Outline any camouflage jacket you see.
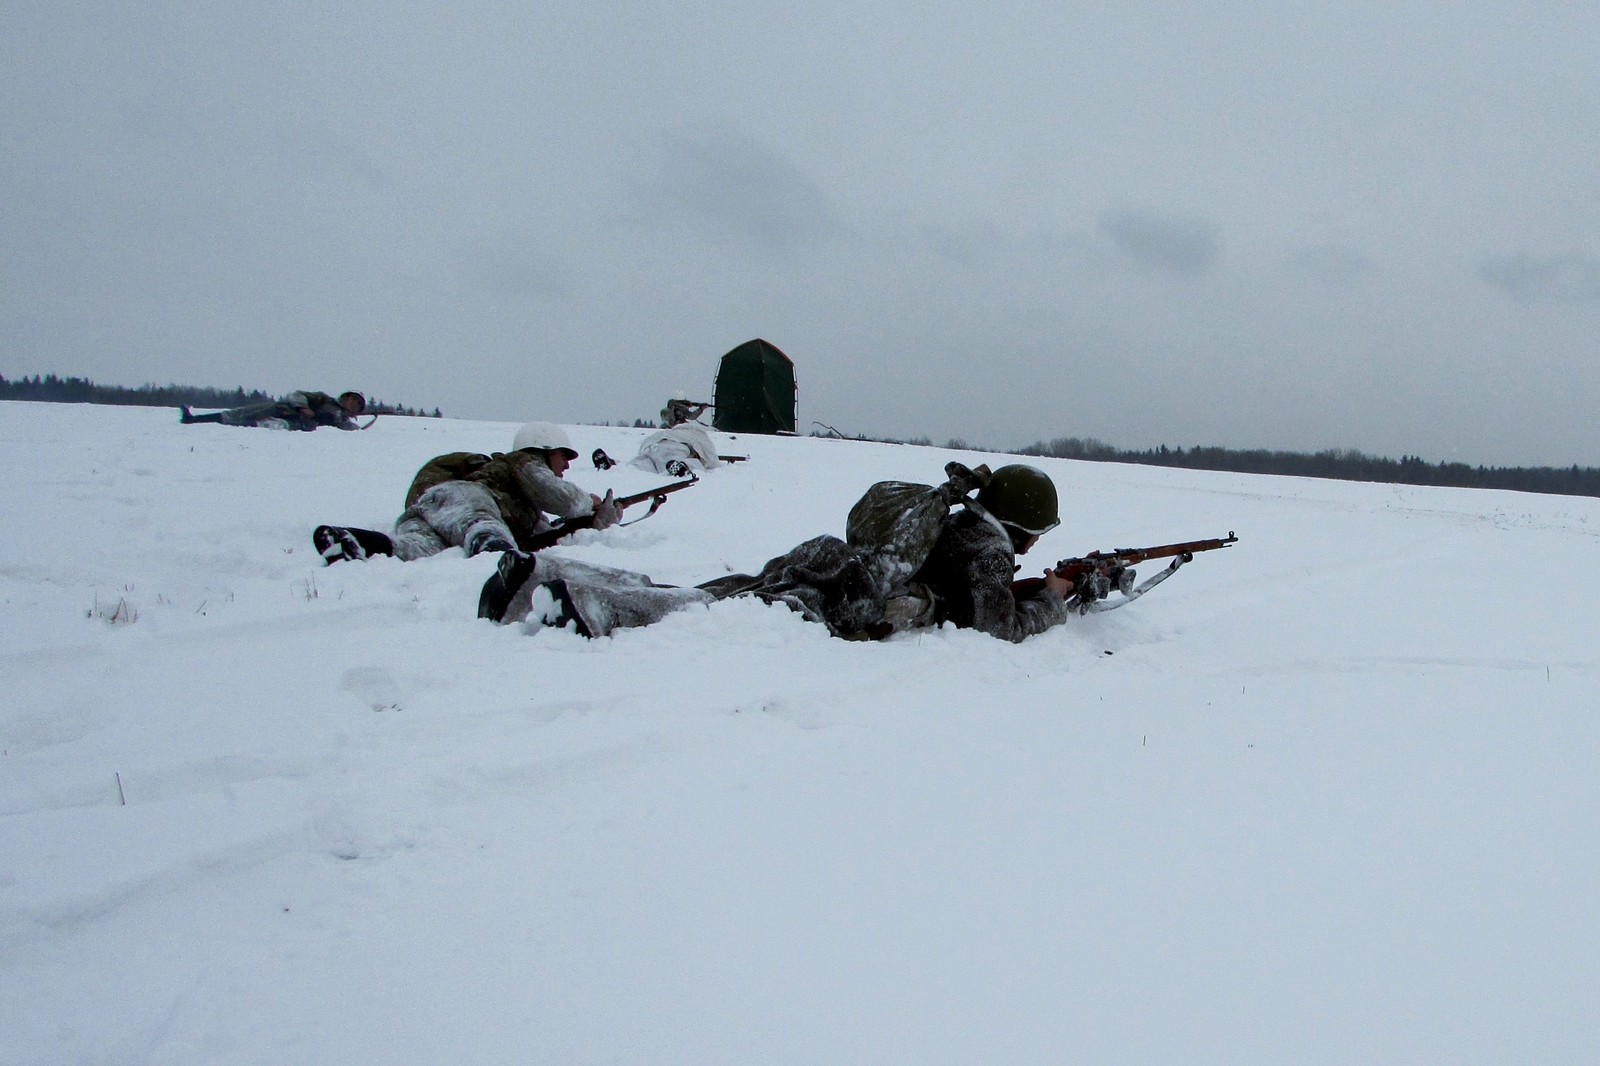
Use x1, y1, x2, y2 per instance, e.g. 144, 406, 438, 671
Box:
282, 391, 359, 430
912, 507, 1072, 643
696, 534, 884, 637
405, 450, 592, 548
695, 505, 1070, 643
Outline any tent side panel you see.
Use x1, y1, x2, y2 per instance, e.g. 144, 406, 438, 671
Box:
713, 339, 796, 434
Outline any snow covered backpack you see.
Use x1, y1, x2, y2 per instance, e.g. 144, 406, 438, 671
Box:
844, 461, 991, 594
404, 451, 495, 507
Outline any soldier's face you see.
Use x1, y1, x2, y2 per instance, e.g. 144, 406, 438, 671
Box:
549, 452, 571, 477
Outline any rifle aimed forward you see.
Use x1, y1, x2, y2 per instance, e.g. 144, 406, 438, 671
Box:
521, 473, 699, 552
314, 474, 699, 565
1014, 531, 1238, 614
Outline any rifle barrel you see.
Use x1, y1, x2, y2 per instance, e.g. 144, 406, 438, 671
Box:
520, 477, 698, 552
616, 475, 698, 508
1016, 532, 1237, 602
1105, 532, 1236, 563
1062, 532, 1237, 571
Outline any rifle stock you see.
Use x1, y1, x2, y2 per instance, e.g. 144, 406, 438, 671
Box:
1013, 531, 1238, 601
520, 475, 698, 552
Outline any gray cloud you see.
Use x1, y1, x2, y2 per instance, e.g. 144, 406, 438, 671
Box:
1288, 245, 1377, 286
912, 221, 1006, 270
1098, 210, 1220, 275
271, 122, 396, 195
9, 5, 1600, 467
1478, 253, 1600, 304
630, 126, 842, 252
458, 240, 570, 300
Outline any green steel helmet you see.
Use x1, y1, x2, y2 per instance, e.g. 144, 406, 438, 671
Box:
976, 464, 1060, 535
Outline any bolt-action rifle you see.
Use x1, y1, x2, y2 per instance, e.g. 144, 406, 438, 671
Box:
521, 473, 699, 551
662, 398, 715, 427
1013, 531, 1238, 614
315, 475, 698, 565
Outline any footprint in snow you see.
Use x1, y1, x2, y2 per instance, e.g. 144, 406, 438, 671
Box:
339, 666, 404, 712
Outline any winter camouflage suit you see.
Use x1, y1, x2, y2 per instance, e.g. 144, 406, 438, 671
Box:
910, 506, 1073, 642
193, 391, 362, 431
393, 450, 601, 561
494, 494, 1073, 644
630, 425, 722, 475
691, 502, 1072, 642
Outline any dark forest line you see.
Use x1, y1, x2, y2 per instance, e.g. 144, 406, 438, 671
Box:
1014, 436, 1600, 499
7, 373, 1593, 498
0, 374, 440, 417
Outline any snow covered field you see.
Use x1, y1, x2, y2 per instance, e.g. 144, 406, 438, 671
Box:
3, 399, 1597, 1065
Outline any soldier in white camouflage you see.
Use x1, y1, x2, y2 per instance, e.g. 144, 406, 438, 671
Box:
391, 422, 619, 560
314, 422, 621, 565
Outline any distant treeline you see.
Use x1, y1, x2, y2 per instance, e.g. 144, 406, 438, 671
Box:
1016, 436, 1600, 499
0, 374, 441, 418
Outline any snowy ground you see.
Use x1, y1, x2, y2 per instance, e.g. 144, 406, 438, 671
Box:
2, 399, 1597, 1065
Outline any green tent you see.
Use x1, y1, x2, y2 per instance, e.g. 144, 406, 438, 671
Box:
712, 339, 797, 434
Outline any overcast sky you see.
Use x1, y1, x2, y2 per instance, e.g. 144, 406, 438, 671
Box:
5, 2, 1598, 466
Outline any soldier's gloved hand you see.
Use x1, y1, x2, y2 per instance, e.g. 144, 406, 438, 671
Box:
592, 490, 622, 529
1110, 566, 1137, 596
1076, 571, 1113, 602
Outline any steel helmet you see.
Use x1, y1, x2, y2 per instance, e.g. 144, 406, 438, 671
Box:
511, 421, 579, 460
976, 464, 1060, 535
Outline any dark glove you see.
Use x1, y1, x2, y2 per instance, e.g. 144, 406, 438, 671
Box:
1075, 571, 1113, 602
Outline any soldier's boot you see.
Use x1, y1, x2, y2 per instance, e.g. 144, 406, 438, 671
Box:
478, 551, 536, 623
463, 520, 518, 557
528, 580, 593, 638
313, 525, 394, 565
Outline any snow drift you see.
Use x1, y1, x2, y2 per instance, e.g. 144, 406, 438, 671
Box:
2, 400, 1597, 1065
